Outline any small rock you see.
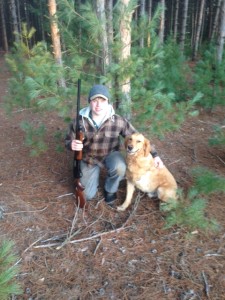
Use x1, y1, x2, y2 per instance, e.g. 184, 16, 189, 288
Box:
150, 248, 157, 253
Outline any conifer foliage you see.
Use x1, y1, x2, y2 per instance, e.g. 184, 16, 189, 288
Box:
0, 241, 22, 299
164, 167, 225, 231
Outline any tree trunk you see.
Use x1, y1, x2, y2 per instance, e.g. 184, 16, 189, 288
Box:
39, 0, 46, 41
96, 0, 109, 75
16, 0, 21, 34
217, 0, 225, 63
106, 0, 113, 65
48, 0, 66, 87
173, 0, 179, 41
159, 0, 165, 44
192, 0, 205, 60
180, 0, 189, 54
191, 1, 197, 49
139, 0, 146, 48
9, 0, 20, 43
147, 0, 152, 46
211, 0, 222, 40
0, 0, 9, 51
119, 0, 134, 120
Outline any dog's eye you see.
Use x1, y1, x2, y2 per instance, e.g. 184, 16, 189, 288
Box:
137, 140, 141, 143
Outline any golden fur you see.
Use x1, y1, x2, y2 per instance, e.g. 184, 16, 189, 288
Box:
117, 133, 178, 211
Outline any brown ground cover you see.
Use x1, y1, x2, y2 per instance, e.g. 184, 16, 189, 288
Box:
0, 54, 225, 300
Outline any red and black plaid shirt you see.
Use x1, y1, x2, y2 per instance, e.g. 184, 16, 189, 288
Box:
65, 114, 137, 165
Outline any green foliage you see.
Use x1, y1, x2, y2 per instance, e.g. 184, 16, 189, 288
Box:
125, 22, 200, 137
192, 44, 225, 110
5, 4, 224, 155
57, 0, 101, 75
105, 8, 201, 137
209, 123, 225, 146
0, 241, 22, 299
20, 121, 48, 156
164, 195, 219, 232
164, 166, 225, 232
133, 88, 201, 138
4, 23, 83, 155
154, 38, 192, 101
190, 167, 225, 195
5, 24, 80, 117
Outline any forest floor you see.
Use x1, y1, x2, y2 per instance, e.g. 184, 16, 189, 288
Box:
0, 54, 225, 300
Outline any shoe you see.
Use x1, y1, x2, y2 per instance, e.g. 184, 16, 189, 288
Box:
104, 190, 117, 205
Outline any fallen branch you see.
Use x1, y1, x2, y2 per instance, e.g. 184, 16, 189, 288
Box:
33, 225, 131, 249
56, 206, 105, 250
204, 253, 223, 257
202, 271, 210, 298
12, 235, 47, 267
33, 242, 61, 248
69, 225, 132, 245
168, 159, 181, 166
56, 193, 74, 199
93, 236, 102, 256
122, 192, 143, 227
208, 150, 225, 166
4, 206, 48, 215
34, 193, 141, 250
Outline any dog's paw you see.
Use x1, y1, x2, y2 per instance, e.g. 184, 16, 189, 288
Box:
117, 205, 126, 211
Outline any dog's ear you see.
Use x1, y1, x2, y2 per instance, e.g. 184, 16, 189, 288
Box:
144, 138, 151, 157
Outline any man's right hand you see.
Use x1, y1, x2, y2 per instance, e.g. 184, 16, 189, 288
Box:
71, 139, 83, 151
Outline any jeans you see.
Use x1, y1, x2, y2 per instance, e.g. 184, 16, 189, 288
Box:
79, 151, 126, 200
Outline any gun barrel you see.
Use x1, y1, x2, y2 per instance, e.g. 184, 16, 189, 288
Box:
73, 79, 87, 210
75, 79, 83, 161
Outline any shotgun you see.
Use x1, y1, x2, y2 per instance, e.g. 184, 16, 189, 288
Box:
73, 79, 87, 209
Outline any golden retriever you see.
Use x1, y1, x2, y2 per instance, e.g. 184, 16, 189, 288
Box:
117, 133, 178, 211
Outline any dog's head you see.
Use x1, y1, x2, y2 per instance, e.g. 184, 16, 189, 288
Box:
125, 133, 151, 157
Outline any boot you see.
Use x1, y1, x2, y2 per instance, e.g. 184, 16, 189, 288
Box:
104, 190, 117, 205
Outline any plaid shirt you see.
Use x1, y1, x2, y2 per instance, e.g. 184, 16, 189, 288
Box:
65, 112, 137, 166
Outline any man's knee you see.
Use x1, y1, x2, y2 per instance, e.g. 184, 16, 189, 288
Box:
105, 152, 126, 173
115, 161, 126, 177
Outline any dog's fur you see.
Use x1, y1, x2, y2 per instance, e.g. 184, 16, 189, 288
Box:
117, 133, 178, 211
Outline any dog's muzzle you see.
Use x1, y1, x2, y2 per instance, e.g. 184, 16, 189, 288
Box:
127, 145, 140, 155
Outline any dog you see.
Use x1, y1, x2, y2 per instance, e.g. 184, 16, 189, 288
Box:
117, 133, 178, 211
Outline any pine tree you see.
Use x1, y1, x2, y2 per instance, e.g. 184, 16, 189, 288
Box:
192, 43, 225, 110
163, 167, 225, 232
0, 241, 22, 299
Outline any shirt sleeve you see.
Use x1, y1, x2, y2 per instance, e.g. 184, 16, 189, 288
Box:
120, 117, 137, 137
65, 121, 76, 151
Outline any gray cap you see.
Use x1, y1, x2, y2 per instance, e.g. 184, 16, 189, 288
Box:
88, 84, 110, 102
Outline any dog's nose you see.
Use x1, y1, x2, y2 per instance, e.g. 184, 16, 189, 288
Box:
127, 145, 133, 151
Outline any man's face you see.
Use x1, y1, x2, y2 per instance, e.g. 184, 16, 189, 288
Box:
90, 97, 109, 117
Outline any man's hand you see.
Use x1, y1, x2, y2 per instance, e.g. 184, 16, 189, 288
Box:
154, 156, 164, 168
71, 139, 83, 151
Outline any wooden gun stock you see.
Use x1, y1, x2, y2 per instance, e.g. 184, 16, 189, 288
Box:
74, 179, 87, 209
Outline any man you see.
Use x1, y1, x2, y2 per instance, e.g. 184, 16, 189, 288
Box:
65, 84, 163, 205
